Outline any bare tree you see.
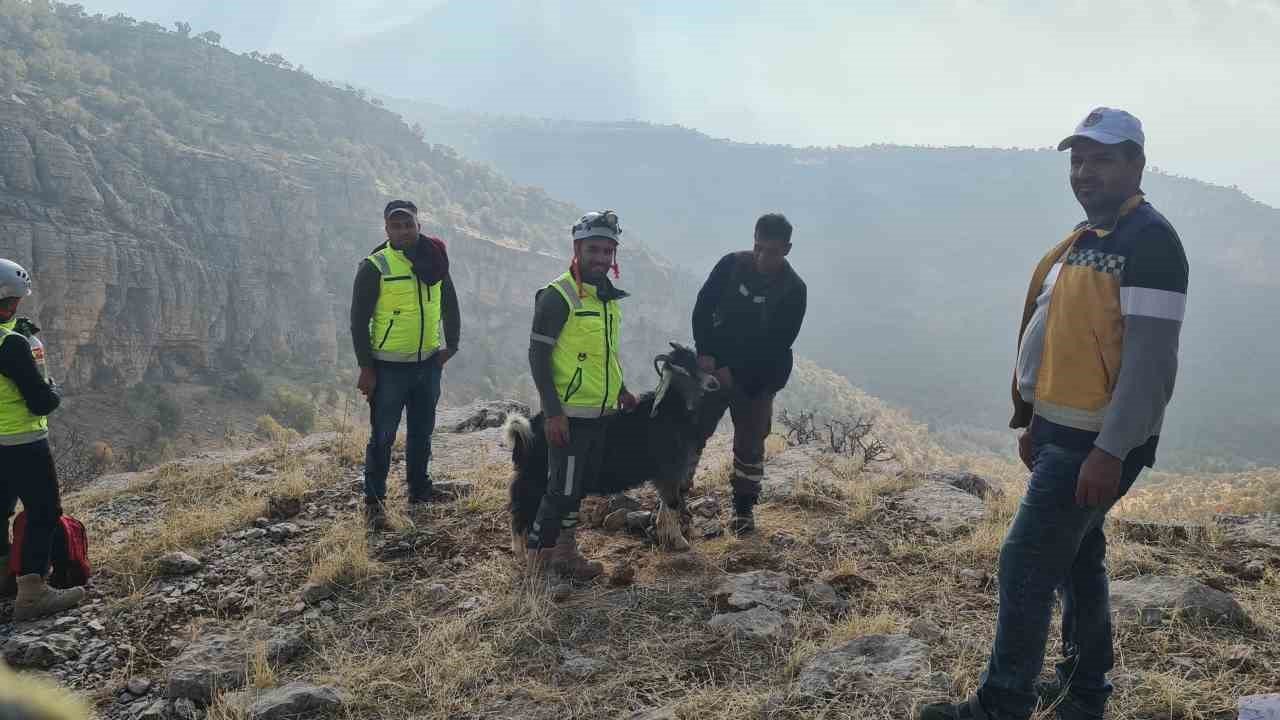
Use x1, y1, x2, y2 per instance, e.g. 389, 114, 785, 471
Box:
777, 408, 896, 464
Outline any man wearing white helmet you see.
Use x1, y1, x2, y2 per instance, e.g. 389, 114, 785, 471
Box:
523, 210, 637, 582
0, 258, 86, 620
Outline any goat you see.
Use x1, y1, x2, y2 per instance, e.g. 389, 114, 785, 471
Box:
505, 343, 720, 553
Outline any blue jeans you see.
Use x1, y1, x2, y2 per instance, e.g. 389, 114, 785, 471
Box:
977, 442, 1144, 720
363, 360, 442, 502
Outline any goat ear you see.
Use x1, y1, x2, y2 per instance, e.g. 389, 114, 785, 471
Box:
650, 369, 673, 418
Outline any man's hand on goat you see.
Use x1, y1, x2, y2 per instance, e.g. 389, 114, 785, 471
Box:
545, 415, 570, 448
696, 354, 717, 374
618, 390, 638, 412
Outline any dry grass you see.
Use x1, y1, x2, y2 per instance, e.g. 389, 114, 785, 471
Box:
306, 520, 381, 589
57, 407, 1280, 720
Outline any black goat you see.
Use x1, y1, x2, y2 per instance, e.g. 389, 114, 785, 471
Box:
505, 343, 720, 553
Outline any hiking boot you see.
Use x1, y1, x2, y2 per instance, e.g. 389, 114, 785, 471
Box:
918, 697, 994, 720
13, 574, 86, 621
363, 499, 387, 531
549, 529, 604, 580
730, 494, 757, 536
1034, 681, 1105, 720
0, 556, 15, 599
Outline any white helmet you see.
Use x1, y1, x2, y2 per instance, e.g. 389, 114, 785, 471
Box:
0, 259, 33, 300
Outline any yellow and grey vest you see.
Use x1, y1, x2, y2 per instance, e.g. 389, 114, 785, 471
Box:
545, 272, 624, 418
0, 319, 49, 445
367, 244, 443, 363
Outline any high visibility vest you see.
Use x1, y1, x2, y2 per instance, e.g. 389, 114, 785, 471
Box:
367, 244, 443, 363
0, 319, 49, 446
545, 272, 624, 418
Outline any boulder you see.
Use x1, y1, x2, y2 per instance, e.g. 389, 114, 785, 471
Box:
759, 448, 842, 502
707, 606, 792, 641
924, 471, 1003, 499
156, 551, 203, 576
898, 482, 986, 535
2, 632, 78, 668
447, 400, 530, 433
1112, 519, 1209, 544
711, 571, 801, 614
1240, 694, 1280, 720
559, 651, 609, 680
165, 623, 307, 703
266, 495, 302, 520
1218, 514, 1280, 551
1109, 575, 1249, 627
247, 683, 346, 720
797, 634, 930, 697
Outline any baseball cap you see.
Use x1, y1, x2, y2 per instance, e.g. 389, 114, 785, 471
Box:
1058, 107, 1145, 151
572, 210, 622, 243
383, 199, 418, 220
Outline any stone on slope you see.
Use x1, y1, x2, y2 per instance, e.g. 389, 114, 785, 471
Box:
1239, 694, 1280, 720
1218, 514, 1280, 551
559, 650, 609, 680
1109, 575, 1249, 627
1112, 519, 1209, 544
707, 606, 792, 641
711, 571, 801, 614
2, 632, 78, 668
627, 707, 678, 720
924, 470, 1003, 500
897, 482, 986, 535
759, 448, 842, 502
797, 634, 930, 697
157, 551, 203, 576
447, 400, 531, 433
165, 623, 307, 703
247, 683, 346, 720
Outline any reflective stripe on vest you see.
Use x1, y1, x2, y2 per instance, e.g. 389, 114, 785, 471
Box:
367, 244, 443, 363
546, 271, 623, 418
0, 323, 49, 445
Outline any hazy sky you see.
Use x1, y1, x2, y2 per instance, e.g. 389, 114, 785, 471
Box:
81, 0, 1280, 207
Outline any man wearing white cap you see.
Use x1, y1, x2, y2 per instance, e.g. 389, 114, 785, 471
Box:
523, 210, 636, 582
922, 109, 1189, 720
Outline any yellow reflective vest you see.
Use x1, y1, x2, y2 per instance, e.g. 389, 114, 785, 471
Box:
545, 272, 624, 418
367, 244, 443, 363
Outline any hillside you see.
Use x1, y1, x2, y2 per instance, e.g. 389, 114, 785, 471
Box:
2, 401, 1276, 719
393, 104, 1280, 471
0, 1, 692, 441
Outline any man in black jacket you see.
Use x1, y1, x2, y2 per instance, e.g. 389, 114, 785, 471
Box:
690, 213, 807, 534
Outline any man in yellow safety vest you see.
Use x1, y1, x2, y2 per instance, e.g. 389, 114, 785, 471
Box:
350, 200, 461, 529
525, 210, 637, 580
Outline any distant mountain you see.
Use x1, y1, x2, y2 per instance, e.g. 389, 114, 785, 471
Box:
393, 102, 1280, 470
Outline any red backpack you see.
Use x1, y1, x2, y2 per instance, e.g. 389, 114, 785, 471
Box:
6, 512, 91, 589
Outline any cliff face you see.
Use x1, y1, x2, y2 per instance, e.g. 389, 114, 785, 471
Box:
0, 109, 338, 388
0, 22, 690, 400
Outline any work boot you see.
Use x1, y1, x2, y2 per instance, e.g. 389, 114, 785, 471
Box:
549, 529, 604, 580
363, 498, 387, 531
729, 494, 757, 536
13, 574, 86, 622
918, 697, 994, 720
0, 555, 15, 598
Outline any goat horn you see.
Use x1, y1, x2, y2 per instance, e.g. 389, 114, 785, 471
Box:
650, 368, 673, 418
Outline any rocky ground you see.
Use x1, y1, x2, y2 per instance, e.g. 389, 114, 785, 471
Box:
2, 402, 1278, 720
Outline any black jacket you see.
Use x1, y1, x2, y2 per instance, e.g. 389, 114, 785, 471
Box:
0, 318, 61, 418
692, 252, 807, 397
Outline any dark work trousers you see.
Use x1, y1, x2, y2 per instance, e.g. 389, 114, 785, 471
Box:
0, 439, 61, 576
527, 417, 608, 550
688, 386, 775, 499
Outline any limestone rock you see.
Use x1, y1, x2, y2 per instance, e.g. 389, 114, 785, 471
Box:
2, 632, 79, 668
156, 551, 203, 576
165, 623, 306, 703
1239, 694, 1280, 720
1110, 575, 1249, 627
707, 606, 792, 641
797, 634, 929, 697
1112, 519, 1209, 544
759, 448, 843, 502
247, 683, 345, 720
711, 571, 801, 615
1218, 514, 1280, 551
924, 470, 1003, 499
898, 482, 986, 535
559, 651, 608, 680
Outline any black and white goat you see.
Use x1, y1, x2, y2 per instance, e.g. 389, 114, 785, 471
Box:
505, 343, 720, 553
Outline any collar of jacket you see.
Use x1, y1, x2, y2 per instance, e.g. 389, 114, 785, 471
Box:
1075, 193, 1146, 238
577, 272, 629, 302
